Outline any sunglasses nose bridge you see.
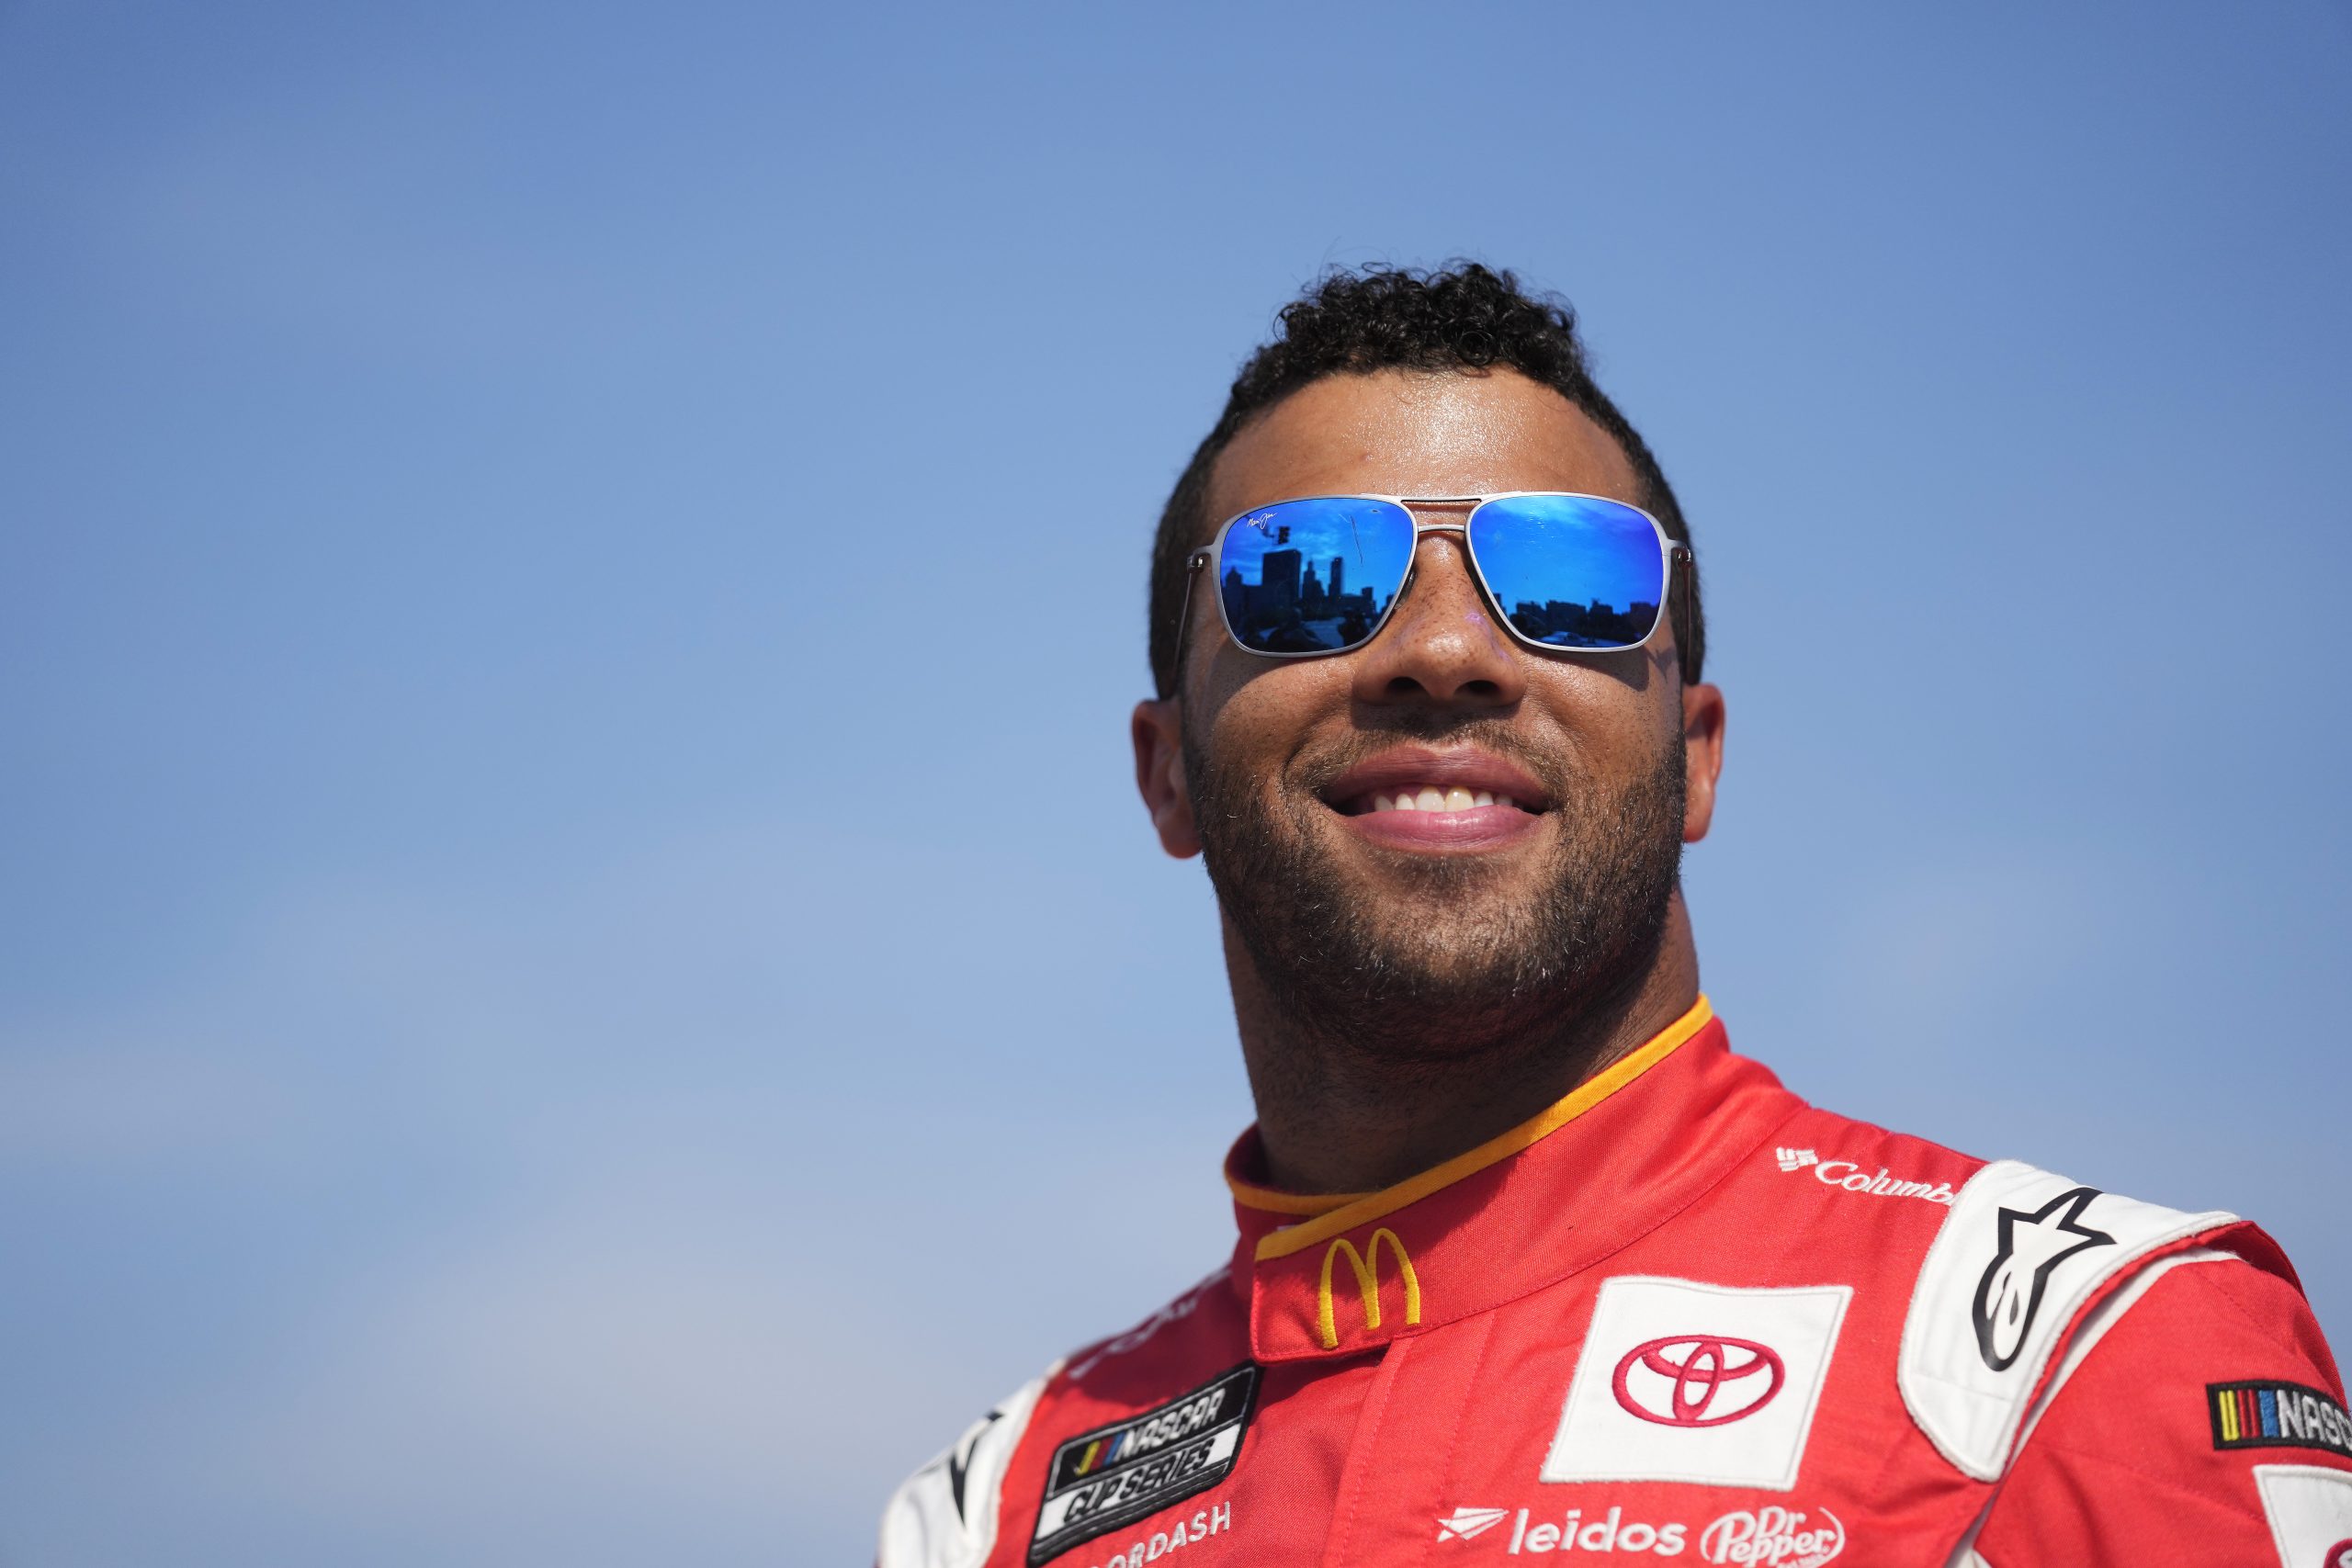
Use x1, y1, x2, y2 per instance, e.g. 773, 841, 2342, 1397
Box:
1395, 521, 1491, 615
1374, 517, 1508, 628
1344, 525, 1527, 705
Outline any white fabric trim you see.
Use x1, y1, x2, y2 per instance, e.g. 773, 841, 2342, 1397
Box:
878, 1364, 1056, 1568
2255, 1463, 2352, 1566
1899, 1159, 2234, 1482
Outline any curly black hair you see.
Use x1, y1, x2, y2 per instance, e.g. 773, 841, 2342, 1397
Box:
1148, 264, 1702, 699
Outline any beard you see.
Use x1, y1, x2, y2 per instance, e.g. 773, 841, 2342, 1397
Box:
1183, 721, 1687, 1069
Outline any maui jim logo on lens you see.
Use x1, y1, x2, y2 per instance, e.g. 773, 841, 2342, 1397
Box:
1611, 1336, 1785, 1427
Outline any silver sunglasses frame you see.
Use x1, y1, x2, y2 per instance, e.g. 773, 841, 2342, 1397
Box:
1177, 491, 1692, 675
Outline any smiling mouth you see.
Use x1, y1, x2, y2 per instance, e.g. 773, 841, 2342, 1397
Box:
1339, 785, 1533, 816
1315, 748, 1554, 840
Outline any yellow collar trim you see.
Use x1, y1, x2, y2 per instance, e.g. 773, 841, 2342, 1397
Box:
1226, 1173, 1372, 1218
1249, 995, 1714, 1262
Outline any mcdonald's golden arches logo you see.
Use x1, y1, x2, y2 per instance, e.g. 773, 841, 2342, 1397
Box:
1317, 1227, 1421, 1348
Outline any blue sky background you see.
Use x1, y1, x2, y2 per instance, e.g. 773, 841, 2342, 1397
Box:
4, 3, 2348, 1562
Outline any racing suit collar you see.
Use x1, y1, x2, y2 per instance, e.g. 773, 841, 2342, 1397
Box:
1221, 998, 1804, 1361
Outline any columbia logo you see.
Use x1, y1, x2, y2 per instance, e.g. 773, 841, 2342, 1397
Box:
1776, 1147, 1819, 1172
1436, 1506, 1510, 1541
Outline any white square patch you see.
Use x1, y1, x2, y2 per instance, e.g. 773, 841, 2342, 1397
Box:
2255, 1464, 2352, 1568
1541, 1276, 1851, 1491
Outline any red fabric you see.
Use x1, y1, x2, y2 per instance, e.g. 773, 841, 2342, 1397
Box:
951, 1017, 2341, 1567
1976, 1258, 2348, 1565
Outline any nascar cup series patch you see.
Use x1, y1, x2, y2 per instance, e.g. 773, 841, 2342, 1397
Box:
1028, 1364, 1257, 1565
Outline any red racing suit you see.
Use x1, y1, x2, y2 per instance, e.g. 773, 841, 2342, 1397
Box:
880, 1000, 2352, 1567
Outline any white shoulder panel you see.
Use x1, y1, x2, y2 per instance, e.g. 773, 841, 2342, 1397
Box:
877, 1365, 1055, 1568
2255, 1464, 2352, 1565
1899, 1159, 2234, 1482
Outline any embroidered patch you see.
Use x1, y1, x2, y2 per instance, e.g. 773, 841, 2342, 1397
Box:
1542, 1277, 1851, 1491
1028, 1364, 1257, 1565
2211, 1381, 2352, 1460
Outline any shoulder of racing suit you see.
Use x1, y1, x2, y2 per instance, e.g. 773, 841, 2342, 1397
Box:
1746, 1109, 2308, 1483
1897, 1155, 2283, 1482
876, 1362, 1056, 1568
876, 1265, 1235, 1568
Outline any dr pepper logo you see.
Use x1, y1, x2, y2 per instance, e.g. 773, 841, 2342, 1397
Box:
1611, 1336, 1785, 1427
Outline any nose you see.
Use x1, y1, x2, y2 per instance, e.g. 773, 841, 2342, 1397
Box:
1348, 530, 1527, 709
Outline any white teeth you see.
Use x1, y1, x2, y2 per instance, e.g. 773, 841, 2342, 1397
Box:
1365, 785, 1523, 814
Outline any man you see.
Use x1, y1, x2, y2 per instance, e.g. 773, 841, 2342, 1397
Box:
877, 266, 2349, 1566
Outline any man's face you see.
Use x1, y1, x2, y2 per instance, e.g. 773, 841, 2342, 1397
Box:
1133, 368, 1725, 1055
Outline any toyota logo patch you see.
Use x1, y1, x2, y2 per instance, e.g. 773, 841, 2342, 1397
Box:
1611, 1335, 1786, 1427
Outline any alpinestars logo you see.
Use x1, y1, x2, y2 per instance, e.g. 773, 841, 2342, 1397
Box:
1775, 1148, 1817, 1172
1972, 1185, 2115, 1371
945, 1407, 1003, 1524
1437, 1507, 1511, 1541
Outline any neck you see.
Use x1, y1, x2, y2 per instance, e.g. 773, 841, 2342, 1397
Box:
1226, 894, 1703, 1195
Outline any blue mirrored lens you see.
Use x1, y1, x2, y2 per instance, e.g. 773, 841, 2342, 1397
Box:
1468, 495, 1669, 650
1216, 498, 1414, 653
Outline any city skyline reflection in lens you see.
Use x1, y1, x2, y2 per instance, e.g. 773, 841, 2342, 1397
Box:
1216, 497, 1412, 653
1469, 494, 1668, 650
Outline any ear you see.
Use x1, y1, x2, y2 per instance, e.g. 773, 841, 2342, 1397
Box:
1679, 681, 1726, 844
1131, 698, 1202, 859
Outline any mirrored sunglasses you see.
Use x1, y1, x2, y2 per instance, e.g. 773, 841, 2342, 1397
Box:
1182, 492, 1689, 660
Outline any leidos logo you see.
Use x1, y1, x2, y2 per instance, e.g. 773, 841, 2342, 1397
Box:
1317, 1227, 1420, 1348
1438, 1506, 1687, 1555
1436, 1507, 1510, 1541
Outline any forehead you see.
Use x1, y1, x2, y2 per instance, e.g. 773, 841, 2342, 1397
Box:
1203, 368, 1642, 527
